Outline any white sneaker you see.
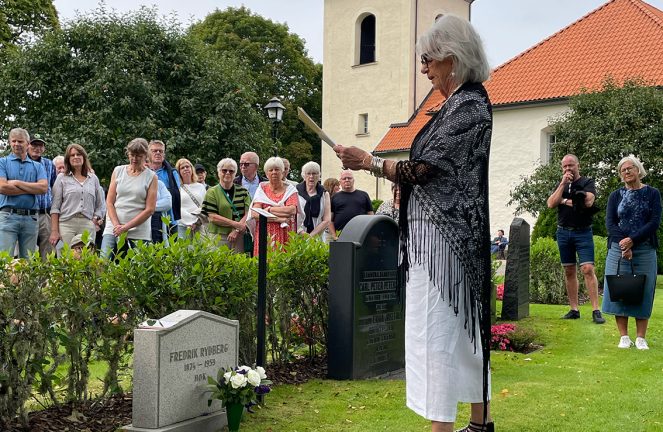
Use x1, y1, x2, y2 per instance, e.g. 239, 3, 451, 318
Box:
635, 337, 649, 350
618, 336, 633, 349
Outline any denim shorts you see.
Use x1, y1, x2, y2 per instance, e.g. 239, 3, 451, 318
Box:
556, 227, 594, 266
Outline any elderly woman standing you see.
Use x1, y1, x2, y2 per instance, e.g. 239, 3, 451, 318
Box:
297, 161, 331, 241
201, 158, 251, 252
175, 158, 207, 239
49, 144, 105, 248
250, 157, 299, 255
101, 138, 158, 258
336, 15, 493, 432
602, 155, 661, 350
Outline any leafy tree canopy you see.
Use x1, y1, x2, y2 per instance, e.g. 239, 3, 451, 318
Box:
0, 6, 270, 181
190, 6, 323, 176
510, 78, 663, 221
0, 0, 59, 52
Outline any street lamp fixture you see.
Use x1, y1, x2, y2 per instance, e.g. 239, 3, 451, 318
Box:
263, 97, 285, 156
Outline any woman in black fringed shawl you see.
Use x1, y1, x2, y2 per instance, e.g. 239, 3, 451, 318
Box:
335, 15, 493, 432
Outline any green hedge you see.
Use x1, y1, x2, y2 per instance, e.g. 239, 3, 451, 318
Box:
530, 236, 607, 304
0, 233, 329, 427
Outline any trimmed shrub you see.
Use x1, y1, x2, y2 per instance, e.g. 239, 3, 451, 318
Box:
530, 235, 607, 304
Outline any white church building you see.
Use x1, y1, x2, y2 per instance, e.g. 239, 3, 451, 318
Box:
321, 0, 663, 233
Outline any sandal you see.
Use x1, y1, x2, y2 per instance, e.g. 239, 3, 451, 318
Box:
455, 421, 495, 432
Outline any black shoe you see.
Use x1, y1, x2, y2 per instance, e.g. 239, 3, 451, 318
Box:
592, 309, 606, 324
455, 421, 495, 432
562, 309, 580, 319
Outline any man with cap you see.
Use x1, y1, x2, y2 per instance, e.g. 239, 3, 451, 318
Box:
70, 232, 95, 259
0, 128, 48, 258
195, 163, 209, 190
27, 133, 58, 259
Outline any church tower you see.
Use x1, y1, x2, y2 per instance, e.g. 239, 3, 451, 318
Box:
321, 0, 473, 199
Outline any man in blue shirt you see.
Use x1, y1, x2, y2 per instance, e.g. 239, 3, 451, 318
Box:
0, 128, 48, 258
28, 134, 57, 259
234, 151, 266, 199
148, 140, 181, 242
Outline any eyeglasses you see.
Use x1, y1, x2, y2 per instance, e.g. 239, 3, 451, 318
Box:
420, 54, 433, 66
304, 172, 320, 177
150, 149, 164, 154
220, 169, 235, 174
620, 166, 636, 173
239, 162, 255, 167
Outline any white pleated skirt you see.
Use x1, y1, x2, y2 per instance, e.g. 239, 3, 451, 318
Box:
404, 198, 490, 422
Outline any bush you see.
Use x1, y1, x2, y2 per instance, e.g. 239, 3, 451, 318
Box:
531, 208, 558, 242
0, 232, 330, 423
371, 199, 383, 213
490, 323, 539, 353
530, 235, 607, 304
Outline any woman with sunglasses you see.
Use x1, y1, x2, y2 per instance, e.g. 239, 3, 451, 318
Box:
201, 158, 251, 252
335, 15, 493, 432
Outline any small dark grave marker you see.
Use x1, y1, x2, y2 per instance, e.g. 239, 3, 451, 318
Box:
501, 218, 530, 320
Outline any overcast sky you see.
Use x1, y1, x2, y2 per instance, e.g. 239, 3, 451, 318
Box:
54, 0, 663, 67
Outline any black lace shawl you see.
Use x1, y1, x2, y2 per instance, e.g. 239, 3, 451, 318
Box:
395, 81, 493, 410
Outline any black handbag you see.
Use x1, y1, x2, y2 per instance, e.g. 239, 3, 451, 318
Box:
606, 257, 646, 305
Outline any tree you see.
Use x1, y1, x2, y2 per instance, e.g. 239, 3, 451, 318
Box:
0, 7, 269, 180
190, 7, 323, 176
510, 78, 663, 218
0, 0, 59, 53
509, 79, 663, 269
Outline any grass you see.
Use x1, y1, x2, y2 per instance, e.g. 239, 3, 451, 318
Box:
237, 284, 663, 432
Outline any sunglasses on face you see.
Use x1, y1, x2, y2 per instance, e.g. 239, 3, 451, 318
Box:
239, 162, 255, 167
420, 54, 433, 65
220, 169, 235, 174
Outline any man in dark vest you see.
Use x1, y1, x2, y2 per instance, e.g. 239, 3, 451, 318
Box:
148, 140, 181, 242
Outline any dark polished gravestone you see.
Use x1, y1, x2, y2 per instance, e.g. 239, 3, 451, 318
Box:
501, 218, 530, 320
327, 215, 404, 380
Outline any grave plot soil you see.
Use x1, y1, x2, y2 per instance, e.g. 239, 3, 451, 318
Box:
3, 355, 327, 432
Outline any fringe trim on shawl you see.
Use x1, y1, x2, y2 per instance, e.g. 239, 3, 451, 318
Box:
399, 191, 491, 420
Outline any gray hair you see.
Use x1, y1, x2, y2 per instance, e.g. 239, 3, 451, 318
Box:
9, 127, 30, 142
53, 155, 64, 165
217, 158, 238, 174
617, 155, 646, 180
301, 161, 321, 175
416, 14, 490, 85
126, 138, 149, 156
264, 156, 284, 172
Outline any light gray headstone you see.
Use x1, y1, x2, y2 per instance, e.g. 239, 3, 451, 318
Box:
123, 310, 239, 432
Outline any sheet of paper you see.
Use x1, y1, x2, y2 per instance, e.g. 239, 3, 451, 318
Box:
252, 207, 277, 218
297, 107, 336, 148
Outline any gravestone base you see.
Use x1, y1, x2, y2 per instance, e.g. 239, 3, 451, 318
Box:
122, 411, 226, 432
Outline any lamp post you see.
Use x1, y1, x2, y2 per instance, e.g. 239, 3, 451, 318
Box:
263, 96, 285, 156
256, 97, 285, 371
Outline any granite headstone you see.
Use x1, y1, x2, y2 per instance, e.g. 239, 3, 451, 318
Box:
328, 215, 404, 380
501, 218, 530, 320
122, 310, 239, 432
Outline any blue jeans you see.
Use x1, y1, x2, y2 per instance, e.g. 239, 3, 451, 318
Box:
556, 227, 594, 266
0, 211, 39, 258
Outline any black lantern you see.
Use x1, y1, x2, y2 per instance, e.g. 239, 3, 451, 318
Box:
263, 97, 285, 156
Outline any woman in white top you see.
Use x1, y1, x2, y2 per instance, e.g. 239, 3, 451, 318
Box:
296, 161, 331, 242
101, 138, 157, 259
175, 158, 207, 238
49, 143, 106, 249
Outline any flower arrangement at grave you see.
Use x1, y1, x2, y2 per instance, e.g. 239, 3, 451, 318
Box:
490, 323, 540, 353
208, 365, 272, 408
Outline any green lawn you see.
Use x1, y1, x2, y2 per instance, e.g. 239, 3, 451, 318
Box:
237, 288, 663, 431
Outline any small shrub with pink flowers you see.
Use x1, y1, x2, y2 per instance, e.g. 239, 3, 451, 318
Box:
491, 323, 539, 353
496, 284, 504, 301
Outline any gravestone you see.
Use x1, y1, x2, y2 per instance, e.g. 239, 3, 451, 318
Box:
328, 215, 404, 380
501, 218, 530, 320
122, 310, 239, 432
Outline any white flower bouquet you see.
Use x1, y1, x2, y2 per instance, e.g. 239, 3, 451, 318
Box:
207, 365, 272, 408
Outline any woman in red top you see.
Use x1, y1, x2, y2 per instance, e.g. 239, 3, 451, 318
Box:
250, 157, 300, 255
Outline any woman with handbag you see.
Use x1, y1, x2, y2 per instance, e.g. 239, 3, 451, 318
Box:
602, 155, 661, 350
176, 158, 207, 239
201, 158, 251, 252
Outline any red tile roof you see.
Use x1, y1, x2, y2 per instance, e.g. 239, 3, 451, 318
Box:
375, 0, 663, 153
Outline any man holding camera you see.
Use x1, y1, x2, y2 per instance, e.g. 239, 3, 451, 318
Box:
547, 154, 605, 324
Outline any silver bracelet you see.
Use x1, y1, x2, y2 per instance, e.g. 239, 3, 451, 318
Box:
369, 156, 385, 177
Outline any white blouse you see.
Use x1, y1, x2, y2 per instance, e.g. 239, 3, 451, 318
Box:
179, 182, 207, 226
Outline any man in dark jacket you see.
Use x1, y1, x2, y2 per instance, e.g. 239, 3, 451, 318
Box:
148, 140, 181, 242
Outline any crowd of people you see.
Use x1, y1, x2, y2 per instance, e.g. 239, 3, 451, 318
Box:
0, 127, 392, 260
